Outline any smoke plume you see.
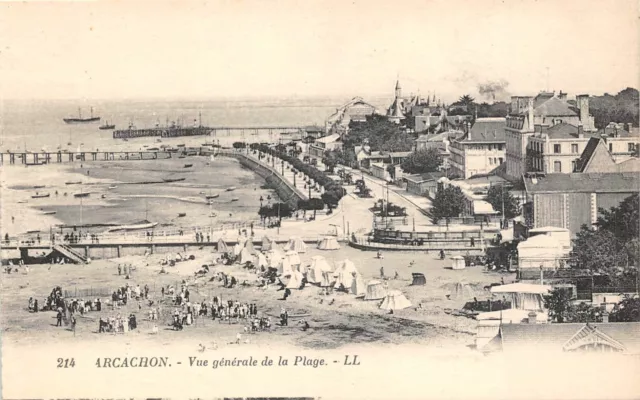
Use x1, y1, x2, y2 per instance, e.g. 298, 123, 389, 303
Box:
477, 80, 510, 102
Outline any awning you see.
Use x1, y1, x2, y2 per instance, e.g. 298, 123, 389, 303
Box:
491, 283, 551, 294
473, 200, 498, 215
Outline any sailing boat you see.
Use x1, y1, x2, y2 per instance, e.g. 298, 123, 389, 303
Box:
64, 107, 100, 124
99, 120, 116, 130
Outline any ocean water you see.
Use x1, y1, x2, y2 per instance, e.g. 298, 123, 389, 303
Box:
0, 96, 388, 233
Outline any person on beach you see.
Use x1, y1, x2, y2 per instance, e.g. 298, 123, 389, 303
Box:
380, 266, 385, 279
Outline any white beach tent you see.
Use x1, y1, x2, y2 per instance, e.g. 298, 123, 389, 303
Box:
261, 236, 274, 251
217, 238, 229, 253
233, 243, 243, 257
256, 252, 268, 268
379, 290, 412, 311
490, 283, 551, 312
306, 256, 333, 284
278, 257, 294, 277
244, 239, 257, 255
286, 270, 304, 289
364, 280, 386, 301
451, 256, 466, 270
284, 237, 307, 253
238, 247, 255, 265
317, 236, 341, 250
320, 271, 334, 287
350, 275, 367, 297
285, 250, 302, 267
334, 259, 358, 290
443, 282, 478, 301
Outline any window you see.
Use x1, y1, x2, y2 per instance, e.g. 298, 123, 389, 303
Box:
498, 144, 503, 151
554, 161, 562, 173
499, 158, 504, 164
571, 144, 578, 154
572, 160, 577, 172
489, 158, 494, 165
554, 144, 561, 153
628, 143, 636, 152
609, 143, 613, 152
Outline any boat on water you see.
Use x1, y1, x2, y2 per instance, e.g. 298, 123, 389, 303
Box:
42, 211, 57, 215
17, 200, 28, 204
31, 193, 50, 199
64, 107, 100, 124
231, 197, 239, 202
178, 155, 186, 159
108, 185, 118, 189
177, 213, 186, 217
162, 177, 186, 183
99, 121, 115, 130
184, 164, 193, 168
148, 147, 159, 151
106, 220, 158, 232
101, 194, 107, 199
226, 186, 237, 191
177, 144, 186, 148
65, 181, 82, 185
74, 192, 90, 198
205, 193, 219, 199
33, 185, 45, 189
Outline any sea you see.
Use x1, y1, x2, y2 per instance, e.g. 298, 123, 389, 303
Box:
0, 96, 389, 234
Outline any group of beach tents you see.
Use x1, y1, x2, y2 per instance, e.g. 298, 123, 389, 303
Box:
213, 235, 411, 311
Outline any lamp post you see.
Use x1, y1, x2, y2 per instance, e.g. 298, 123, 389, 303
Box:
281, 160, 284, 175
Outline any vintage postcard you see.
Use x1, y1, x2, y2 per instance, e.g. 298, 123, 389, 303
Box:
1, 0, 639, 399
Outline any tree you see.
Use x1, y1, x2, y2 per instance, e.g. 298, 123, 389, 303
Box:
401, 148, 442, 174
596, 193, 639, 241
543, 288, 601, 323
431, 186, 466, 223
457, 94, 475, 109
485, 185, 521, 219
610, 295, 640, 322
571, 227, 628, 277
232, 142, 246, 149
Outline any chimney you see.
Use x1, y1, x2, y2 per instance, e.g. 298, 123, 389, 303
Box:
527, 97, 535, 131
527, 311, 537, 324
558, 91, 567, 101
576, 95, 590, 128
578, 124, 584, 138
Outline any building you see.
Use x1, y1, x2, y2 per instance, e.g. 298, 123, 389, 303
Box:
598, 124, 640, 163
449, 118, 506, 179
527, 123, 596, 173
575, 137, 640, 173
483, 322, 640, 354
415, 131, 455, 169
404, 171, 445, 198
325, 97, 379, 135
505, 92, 597, 180
523, 172, 640, 237
308, 134, 342, 160
370, 162, 390, 181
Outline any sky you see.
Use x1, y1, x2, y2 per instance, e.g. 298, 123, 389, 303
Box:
1, 0, 638, 102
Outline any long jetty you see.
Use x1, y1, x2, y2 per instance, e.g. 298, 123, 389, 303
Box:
0, 150, 180, 166
113, 126, 303, 139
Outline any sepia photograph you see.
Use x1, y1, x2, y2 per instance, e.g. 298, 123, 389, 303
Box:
1, 0, 639, 399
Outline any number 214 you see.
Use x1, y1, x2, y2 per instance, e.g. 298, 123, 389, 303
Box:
57, 358, 75, 368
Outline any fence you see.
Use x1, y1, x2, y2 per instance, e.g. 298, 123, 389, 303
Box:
350, 235, 492, 250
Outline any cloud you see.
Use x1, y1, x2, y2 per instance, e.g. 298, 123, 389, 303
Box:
477, 79, 510, 101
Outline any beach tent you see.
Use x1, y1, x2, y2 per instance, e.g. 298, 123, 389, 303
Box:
320, 271, 334, 287
278, 257, 294, 277
490, 283, 551, 312
244, 239, 257, 255
238, 247, 255, 265
379, 290, 412, 311
233, 243, 243, 257
266, 248, 284, 269
285, 250, 302, 267
261, 236, 274, 251
334, 259, 359, 290
350, 275, 367, 296
284, 237, 307, 253
451, 256, 466, 270
256, 252, 268, 268
286, 270, 304, 289
217, 238, 229, 253
364, 280, 386, 301
411, 273, 426, 286
306, 256, 333, 284
317, 236, 341, 250
443, 282, 477, 301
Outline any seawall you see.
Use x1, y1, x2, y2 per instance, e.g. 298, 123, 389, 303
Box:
218, 151, 306, 208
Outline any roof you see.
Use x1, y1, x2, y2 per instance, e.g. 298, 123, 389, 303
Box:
405, 171, 445, 183
545, 123, 582, 139
498, 322, 640, 353
524, 173, 640, 194
473, 200, 497, 215
315, 134, 341, 144
464, 118, 506, 142
575, 137, 613, 172
416, 132, 452, 143
387, 98, 405, 118
490, 283, 551, 294
528, 226, 570, 234
534, 97, 577, 117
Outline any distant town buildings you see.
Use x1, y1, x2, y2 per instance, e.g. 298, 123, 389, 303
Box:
449, 118, 506, 179
308, 134, 342, 160
504, 91, 597, 180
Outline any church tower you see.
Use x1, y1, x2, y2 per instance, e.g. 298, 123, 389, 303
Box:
395, 79, 402, 99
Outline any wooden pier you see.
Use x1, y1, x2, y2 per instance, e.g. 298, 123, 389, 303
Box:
113, 126, 304, 139
0, 150, 181, 166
